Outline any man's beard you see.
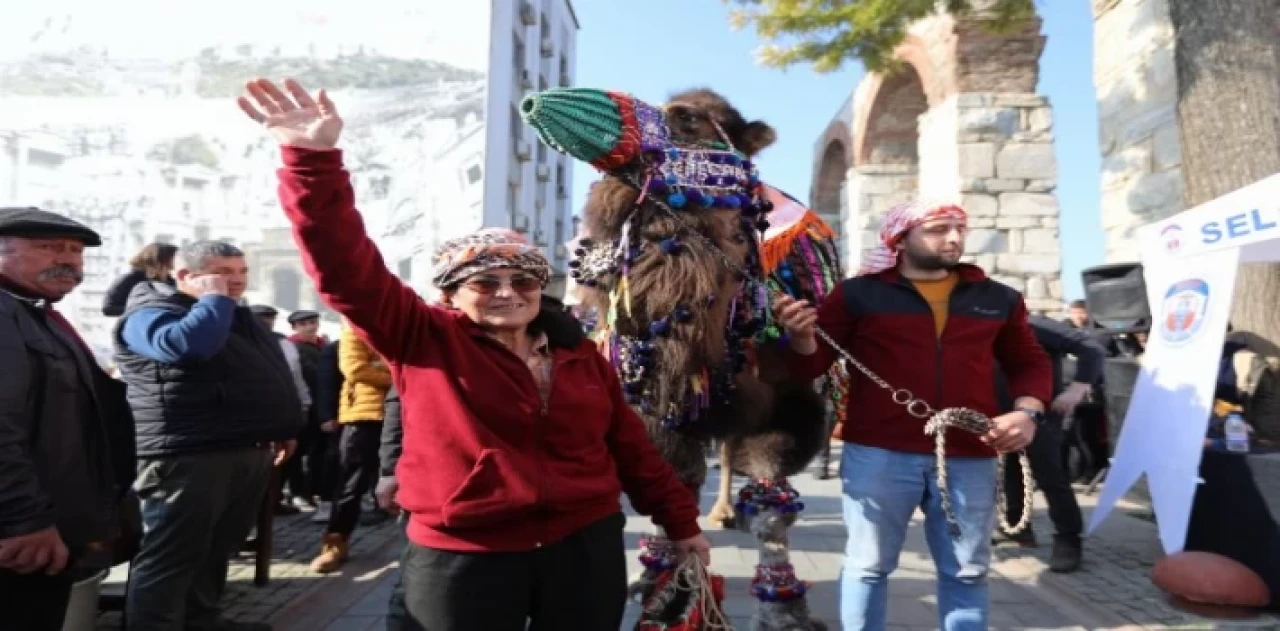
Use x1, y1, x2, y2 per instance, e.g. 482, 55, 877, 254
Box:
903, 248, 961, 271
37, 265, 84, 284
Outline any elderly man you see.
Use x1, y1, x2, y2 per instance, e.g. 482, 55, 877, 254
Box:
115, 240, 302, 631
0, 207, 137, 630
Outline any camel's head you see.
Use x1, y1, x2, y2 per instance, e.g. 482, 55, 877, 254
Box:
519, 87, 777, 432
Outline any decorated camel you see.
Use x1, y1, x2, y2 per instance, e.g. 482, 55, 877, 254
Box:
520, 86, 845, 630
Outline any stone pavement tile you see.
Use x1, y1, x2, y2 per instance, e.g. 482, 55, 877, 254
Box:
322, 615, 381, 631
96, 503, 405, 630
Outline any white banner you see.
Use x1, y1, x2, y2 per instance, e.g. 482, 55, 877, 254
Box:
1087, 245, 1239, 553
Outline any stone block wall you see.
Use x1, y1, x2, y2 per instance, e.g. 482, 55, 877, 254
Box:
947, 93, 1063, 312
1093, 0, 1184, 263
843, 164, 918, 268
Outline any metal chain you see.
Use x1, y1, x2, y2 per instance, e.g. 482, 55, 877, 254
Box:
614, 172, 1035, 536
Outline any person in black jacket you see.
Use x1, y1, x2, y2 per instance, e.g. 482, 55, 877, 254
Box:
994, 314, 1105, 574
286, 310, 327, 508
0, 208, 138, 630
310, 338, 343, 522
101, 242, 177, 317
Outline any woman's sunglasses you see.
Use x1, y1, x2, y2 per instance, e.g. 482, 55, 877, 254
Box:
462, 276, 544, 295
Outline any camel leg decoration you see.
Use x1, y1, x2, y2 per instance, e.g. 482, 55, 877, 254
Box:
521, 86, 837, 630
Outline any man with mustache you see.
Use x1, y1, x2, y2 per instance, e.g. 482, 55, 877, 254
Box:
0, 206, 138, 630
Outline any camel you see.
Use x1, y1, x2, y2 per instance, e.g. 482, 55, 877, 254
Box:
521, 86, 844, 630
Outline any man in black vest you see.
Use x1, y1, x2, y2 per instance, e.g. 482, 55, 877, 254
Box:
114, 240, 303, 631
0, 207, 137, 630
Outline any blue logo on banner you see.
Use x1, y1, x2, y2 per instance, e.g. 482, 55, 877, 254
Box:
1158, 279, 1210, 346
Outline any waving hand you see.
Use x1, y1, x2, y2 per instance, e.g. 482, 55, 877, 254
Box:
237, 78, 344, 150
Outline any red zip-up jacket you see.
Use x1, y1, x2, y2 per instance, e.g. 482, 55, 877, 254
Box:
788, 266, 1053, 457
275, 147, 701, 551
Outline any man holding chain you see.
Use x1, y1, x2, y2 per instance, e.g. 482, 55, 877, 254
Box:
773, 199, 1052, 631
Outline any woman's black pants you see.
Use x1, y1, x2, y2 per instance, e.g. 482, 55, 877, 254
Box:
400, 512, 628, 630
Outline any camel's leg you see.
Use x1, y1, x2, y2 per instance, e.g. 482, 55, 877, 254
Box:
627, 526, 672, 603
707, 441, 737, 529
744, 477, 826, 631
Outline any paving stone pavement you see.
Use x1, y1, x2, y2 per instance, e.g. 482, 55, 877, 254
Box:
93, 447, 1280, 630
94, 500, 404, 630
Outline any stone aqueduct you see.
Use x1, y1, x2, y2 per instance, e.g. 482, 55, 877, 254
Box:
809, 0, 1183, 311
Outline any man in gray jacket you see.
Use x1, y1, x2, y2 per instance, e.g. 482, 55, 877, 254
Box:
0, 207, 137, 630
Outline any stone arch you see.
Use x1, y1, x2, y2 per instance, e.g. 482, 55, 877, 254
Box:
812, 139, 850, 218
827, 9, 1062, 310
856, 65, 929, 167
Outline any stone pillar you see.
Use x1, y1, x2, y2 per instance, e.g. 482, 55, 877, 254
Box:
919, 93, 1064, 313
1093, 0, 1184, 263
843, 164, 917, 273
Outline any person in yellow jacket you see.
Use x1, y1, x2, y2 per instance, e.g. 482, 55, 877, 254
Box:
310, 323, 392, 573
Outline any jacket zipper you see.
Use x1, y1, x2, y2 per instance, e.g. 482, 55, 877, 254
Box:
898, 277, 966, 412
482, 335, 551, 548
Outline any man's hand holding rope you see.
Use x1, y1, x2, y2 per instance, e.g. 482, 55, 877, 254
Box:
772, 295, 1038, 455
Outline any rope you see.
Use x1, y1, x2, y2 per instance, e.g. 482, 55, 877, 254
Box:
614, 171, 1035, 537
669, 555, 733, 630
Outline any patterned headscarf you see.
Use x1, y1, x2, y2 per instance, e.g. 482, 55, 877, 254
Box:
431, 228, 551, 289
857, 199, 968, 276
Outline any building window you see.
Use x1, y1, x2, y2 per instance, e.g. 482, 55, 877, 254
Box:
397, 258, 412, 281
466, 164, 482, 185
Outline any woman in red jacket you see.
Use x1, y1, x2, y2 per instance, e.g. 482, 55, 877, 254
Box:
237, 78, 709, 631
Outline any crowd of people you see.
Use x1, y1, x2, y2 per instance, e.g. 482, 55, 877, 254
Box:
0, 76, 1158, 631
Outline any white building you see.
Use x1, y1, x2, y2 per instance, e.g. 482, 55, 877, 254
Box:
381, 0, 581, 300
0, 0, 581, 357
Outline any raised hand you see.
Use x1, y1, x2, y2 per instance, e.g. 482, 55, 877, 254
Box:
237, 78, 343, 150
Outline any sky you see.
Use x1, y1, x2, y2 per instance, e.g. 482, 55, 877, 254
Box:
570, 0, 1105, 300
0, 1, 491, 70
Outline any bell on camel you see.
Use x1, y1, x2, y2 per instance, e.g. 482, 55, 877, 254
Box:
520, 87, 664, 172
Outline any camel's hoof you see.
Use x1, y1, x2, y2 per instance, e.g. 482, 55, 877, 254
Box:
707, 502, 737, 530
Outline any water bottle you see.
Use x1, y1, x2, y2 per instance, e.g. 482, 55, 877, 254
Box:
1225, 413, 1251, 453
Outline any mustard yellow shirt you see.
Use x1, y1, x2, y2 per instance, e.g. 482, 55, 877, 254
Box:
911, 273, 959, 338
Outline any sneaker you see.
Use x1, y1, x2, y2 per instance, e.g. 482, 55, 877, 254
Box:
992, 526, 1037, 548
291, 495, 317, 510
1049, 535, 1083, 573
311, 502, 332, 523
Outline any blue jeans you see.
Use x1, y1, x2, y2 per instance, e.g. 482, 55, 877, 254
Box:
840, 443, 997, 631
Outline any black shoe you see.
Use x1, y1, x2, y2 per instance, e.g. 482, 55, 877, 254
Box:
992, 526, 1037, 548
1049, 535, 1082, 573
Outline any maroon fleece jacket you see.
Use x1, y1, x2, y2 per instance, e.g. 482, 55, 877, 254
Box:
275, 147, 701, 551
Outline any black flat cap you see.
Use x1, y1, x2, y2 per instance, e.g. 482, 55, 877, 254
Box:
249, 305, 278, 317
0, 207, 102, 246
287, 309, 320, 325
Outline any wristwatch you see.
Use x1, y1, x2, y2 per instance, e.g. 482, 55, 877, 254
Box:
1016, 407, 1045, 424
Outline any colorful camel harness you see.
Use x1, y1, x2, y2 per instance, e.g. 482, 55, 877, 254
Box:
520, 88, 1033, 626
